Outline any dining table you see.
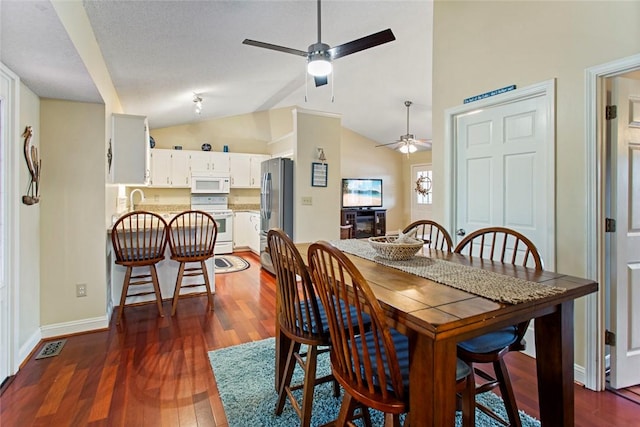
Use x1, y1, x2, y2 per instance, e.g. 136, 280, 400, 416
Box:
278, 239, 598, 427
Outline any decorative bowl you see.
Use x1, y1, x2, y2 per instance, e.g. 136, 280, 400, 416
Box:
201, 143, 212, 151
368, 236, 423, 261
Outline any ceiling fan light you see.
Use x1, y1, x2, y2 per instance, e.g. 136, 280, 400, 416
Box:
399, 144, 409, 154
408, 144, 417, 153
307, 58, 332, 77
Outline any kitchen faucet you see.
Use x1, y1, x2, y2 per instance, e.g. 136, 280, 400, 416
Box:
129, 188, 145, 211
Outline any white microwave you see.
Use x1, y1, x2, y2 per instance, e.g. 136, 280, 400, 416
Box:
191, 174, 230, 194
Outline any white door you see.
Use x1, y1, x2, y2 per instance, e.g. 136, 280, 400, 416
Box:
609, 76, 640, 388
0, 98, 8, 386
410, 163, 432, 223
454, 93, 553, 271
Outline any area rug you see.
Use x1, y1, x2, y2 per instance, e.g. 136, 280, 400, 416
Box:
214, 255, 250, 274
208, 338, 541, 427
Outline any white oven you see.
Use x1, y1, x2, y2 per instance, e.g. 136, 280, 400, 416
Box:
191, 195, 233, 254
191, 174, 230, 194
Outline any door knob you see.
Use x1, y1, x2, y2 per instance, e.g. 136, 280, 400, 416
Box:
456, 228, 466, 236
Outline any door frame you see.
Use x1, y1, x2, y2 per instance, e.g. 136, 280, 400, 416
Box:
586, 53, 640, 392
0, 62, 21, 381
443, 79, 556, 268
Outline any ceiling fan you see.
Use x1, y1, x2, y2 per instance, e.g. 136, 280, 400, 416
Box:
377, 100, 432, 154
242, 0, 395, 87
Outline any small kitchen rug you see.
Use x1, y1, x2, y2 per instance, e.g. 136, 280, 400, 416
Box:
214, 255, 250, 274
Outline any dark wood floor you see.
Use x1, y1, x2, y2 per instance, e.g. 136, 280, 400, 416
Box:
1, 251, 639, 426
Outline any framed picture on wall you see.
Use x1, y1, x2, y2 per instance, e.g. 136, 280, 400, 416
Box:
311, 162, 328, 187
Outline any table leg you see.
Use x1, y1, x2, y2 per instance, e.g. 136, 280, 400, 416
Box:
409, 332, 458, 426
534, 301, 574, 427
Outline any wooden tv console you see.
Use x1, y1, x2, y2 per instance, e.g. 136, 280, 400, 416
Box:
340, 208, 386, 239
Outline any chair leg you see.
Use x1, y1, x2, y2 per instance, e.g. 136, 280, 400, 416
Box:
117, 266, 133, 325
275, 340, 299, 415
171, 262, 186, 316
335, 393, 360, 427
461, 366, 476, 427
149, 264, 164, 318
493, 359, 521, 427
299, 344, 319, 427
201, 260, 214, 311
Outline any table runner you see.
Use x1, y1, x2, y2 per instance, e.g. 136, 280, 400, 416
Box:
332, 239, 565, 304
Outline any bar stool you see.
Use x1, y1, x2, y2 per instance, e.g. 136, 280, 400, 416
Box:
111, 211, 168, 325
167, 210, 217, 315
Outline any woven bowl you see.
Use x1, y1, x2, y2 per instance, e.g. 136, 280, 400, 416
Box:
368, 236, 423, 261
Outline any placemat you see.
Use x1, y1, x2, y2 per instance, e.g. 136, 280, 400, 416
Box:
332, 239, 565, 304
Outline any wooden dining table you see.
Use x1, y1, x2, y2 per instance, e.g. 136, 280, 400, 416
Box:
280, 241, 598, 427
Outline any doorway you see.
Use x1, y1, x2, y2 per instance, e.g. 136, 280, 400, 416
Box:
585, 53, 640, 392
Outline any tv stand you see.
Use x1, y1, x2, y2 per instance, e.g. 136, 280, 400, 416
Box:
341, 208, 386, 239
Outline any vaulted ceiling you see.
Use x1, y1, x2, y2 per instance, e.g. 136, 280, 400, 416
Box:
1, 0, 433, 149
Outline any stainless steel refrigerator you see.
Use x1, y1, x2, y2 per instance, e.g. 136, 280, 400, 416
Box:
259, 157, 294, 274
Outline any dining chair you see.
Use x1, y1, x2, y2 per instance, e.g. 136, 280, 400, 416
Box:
308, 240, 474, 427
111, 211, 168, 325
167, 210, 217, 316
402, 219, 453, 252
267, 228, 342, 427
454, 226, 544, 427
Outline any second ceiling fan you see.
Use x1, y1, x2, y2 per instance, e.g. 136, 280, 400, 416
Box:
377, 101, 432, 154
242, 0, 395, 87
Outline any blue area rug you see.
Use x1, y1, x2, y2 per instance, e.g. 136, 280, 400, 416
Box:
209, 338, 541, 427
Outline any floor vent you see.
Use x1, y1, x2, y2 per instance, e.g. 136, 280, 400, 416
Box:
35, 339, 67, 360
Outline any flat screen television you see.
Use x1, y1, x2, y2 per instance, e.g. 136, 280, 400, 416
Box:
341, 178, 383, 209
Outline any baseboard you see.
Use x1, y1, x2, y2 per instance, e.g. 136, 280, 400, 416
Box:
18, 329, 42, 368
40, 315, 109, 339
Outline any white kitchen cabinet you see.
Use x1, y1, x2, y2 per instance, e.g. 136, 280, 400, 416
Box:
111, 113, 150, 184
249, 212, 260, 254
233, 211, 252, 250
191, 151, 230, 175
229, 153, 269, 188
149, 149, 190, 188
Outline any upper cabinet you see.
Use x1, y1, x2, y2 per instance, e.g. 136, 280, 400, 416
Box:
110, 113, 150, 184
229, 153, 269, 188
191, 151, 230, 176
149, 149, 190, 188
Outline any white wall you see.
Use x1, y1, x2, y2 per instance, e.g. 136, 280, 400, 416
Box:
432, 0, 640, 369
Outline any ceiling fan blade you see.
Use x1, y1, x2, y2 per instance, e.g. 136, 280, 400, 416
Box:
242, 39, 308, 57
375, 140, 402, 148
314, 75, 328, 87
328, 29, 396, 60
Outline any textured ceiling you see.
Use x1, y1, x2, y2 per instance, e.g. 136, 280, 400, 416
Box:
1, 0, 433, 150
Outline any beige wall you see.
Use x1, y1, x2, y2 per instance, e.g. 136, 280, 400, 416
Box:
40, 100, 107, 327
341, 128, 406, 232
432, 0, 640, 369
18, 83, 41, 354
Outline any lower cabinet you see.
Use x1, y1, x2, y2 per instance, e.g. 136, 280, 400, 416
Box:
233, 211, 260, 254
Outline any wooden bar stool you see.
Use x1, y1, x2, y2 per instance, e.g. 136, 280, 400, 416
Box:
167, 210, 217, 315
111, 211, 168, 325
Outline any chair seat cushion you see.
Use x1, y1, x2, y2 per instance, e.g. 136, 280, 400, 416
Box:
121, 248, 163, 262
301, 297, 370, 335
356, 329, 470, 390
171, 247, 211, 258
457, 325, 519, 354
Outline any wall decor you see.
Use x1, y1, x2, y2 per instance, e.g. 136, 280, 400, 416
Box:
311, 162, 328, 187
22, 126, 41, 205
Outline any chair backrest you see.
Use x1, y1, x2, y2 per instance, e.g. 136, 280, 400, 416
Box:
308, 241, 406, 404
111, 211, 168, 265
453, 226, 543, 270
402, 220, 453, 252
267, 228, 328, 343
168, 210, 217, 261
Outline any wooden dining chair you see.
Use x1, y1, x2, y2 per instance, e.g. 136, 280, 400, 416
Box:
267, 228, 341, 427
111, 211, 168, 325
308, 241, 474, 427
454, 226, 544, 427
167, 210, 217, 316
402, 219, 453, 252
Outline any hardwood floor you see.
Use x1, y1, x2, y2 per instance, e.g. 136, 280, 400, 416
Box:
1, 251, 639, 426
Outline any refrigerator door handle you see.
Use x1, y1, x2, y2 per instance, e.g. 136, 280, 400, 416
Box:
266, 172, 272, 220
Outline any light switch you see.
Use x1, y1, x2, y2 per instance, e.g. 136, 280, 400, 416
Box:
301, 196, 312, 205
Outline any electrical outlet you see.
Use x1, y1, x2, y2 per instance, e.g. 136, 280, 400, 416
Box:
76, 284, 87, 298
301, 196, 312, 206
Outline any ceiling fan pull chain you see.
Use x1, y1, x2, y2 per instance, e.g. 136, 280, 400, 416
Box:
331, 68, 335, 103
305, 68, 309, 102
